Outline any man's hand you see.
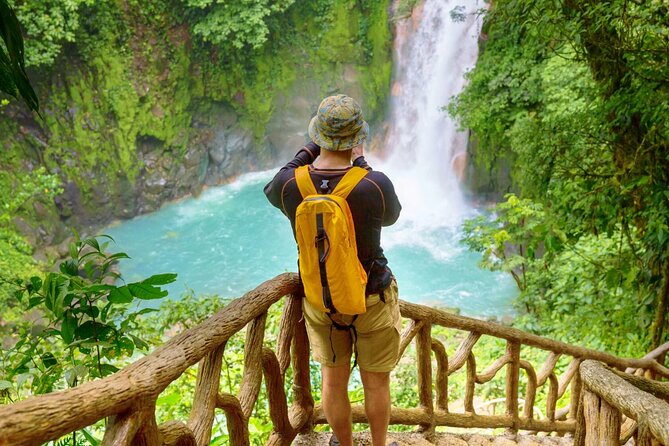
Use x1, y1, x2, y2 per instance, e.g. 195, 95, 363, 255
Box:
351, 144, 364, 161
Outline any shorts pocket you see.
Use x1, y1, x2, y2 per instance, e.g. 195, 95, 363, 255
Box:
356, 296, 394, 334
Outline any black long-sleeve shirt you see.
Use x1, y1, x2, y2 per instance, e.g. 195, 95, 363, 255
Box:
263, 142, 402, 295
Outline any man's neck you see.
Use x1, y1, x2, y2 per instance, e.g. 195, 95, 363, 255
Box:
314, 149, 352, 169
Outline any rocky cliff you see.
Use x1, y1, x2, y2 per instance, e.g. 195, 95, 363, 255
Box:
0, 0, 394, 250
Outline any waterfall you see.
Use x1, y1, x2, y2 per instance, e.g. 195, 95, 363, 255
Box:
376, 0, 483, 234
105, 0, 517, 314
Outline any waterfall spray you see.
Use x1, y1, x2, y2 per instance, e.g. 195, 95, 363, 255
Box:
377, 0, 483, 234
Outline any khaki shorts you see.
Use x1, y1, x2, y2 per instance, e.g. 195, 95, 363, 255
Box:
303, 279, 402, 372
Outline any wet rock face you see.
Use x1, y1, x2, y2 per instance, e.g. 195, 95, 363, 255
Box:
265, 66, 369, 163
17, 63, 376, 248
266, 92, 315, 162
206, 126, 256, 185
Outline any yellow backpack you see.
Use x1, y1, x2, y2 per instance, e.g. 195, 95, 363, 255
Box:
294, 165, 369, 315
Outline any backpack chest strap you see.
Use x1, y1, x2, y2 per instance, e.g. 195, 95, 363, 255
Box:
331, 167, 368, 199
295, 165, 368, 199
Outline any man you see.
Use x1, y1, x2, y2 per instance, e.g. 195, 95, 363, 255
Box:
264, 94, 402, 446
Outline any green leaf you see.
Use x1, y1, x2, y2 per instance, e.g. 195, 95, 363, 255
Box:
74, 321, 113, 341
64, 364, 88, 387
123, 273, 176, 300
106, 252, 131, 262
0, 0, 40, 113
117, 336, 135, 354
97, 234, 115, 243
60, 311, 76, 344
129, 333, 149, 351
108, 285, 133, 304
136, 308, 158, 315
142, 273, 177, 286
69, 241, 78, 260
29, 276, 42, 291
97, 363, 119, 377
40, 352, 58, 368
53, 279, 71, 318
59, 259, 79, 276
27, 296, 43, 309
82, 237, 101, 252
100, 301, 112, 322
73, 305, 100, 318
128, 282, 168, 300
80, 429, 100, 446
156, 391, 181, 406
0, 380, 12, 390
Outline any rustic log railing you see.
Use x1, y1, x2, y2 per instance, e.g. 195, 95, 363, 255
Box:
575, 360, 669, 446
0, 273, 667, 446
318, 300, 669, 436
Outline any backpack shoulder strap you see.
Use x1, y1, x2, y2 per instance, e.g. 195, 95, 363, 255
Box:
295, 165, 318, 198
331, 166, 368, 199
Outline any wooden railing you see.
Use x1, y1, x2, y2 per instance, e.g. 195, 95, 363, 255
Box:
0, 273, 667, 446
323, 300, 669, 436
0, 273, 303, 446
575, 359, 669, 446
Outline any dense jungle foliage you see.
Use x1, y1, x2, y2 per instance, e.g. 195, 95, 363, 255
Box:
1, 0, 668, 443
452, 0, 669, 357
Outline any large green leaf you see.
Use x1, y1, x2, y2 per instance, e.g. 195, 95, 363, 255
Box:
60, 311, 76, 344
0, 0, 39, 113
125, 273, 176, 300
142, 273, 178, 286
127, 282, 168, 300
108, 285, 133, 304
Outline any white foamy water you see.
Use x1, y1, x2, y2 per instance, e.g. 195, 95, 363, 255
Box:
377, 0, 483, 243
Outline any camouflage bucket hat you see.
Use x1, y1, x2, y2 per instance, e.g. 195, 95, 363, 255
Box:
308, 94, 369, 151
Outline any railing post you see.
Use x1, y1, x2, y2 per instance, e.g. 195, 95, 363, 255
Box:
520, 361, 537, 420
416, 323, 434, 434
636, 421, 654, 446
464, 353, 476, 414
546, 373, 558, 421
599, 397, 621, 445
582, 389, 600, 446
217, 394, 249, 446
277, 294, 302, 375
573, 391, 586, 446
158, 421, 196, 446
133, 406, 161, 446
569, 361, 583, 420
189, 343, 225, 446
238, 312, 268, 418
262, 348, 295, 446
505, 340, 520, 433
102, 410, 143, 446
102, 405, 160, 446
290, 314, 314, 432
430, 339, 449, 412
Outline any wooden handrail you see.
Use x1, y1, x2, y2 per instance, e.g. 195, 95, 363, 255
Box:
400, 301, 669, 376
0, 272, 667, 446
0, 273, 300, 446
576, 360, 669, 446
